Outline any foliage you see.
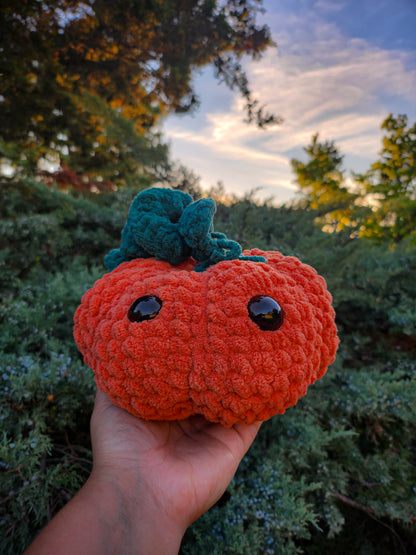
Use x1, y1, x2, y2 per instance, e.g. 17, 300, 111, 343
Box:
0, 0, 278, 181
291, 115, 416, 244
0, 352, 94, 554
1, 180, 416, 553
0, 262, 99, 553
0, 176, 139, 292
355, 114, 416, 243
290, 134, 359, 225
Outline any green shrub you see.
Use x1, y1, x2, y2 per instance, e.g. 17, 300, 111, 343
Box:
0, 353, 95, 554
1, 180, 415, 553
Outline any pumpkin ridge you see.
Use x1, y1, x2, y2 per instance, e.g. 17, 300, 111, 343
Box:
187, 264, 213, 417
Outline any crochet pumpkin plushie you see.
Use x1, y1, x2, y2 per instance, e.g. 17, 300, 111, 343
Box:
74, 188, 339, 426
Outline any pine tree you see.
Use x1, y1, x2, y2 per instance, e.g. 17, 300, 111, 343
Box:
354, 114, 416, 243
0, 0, 278, 181
291, 116, 416, 244
290, 134, 361, 235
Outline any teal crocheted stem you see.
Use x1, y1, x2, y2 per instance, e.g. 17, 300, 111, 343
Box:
105, 188, 267, 272
193, 233, 266, 272
105, 188, 193, 271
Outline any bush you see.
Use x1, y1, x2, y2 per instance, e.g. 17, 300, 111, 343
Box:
1, 180, 415, 553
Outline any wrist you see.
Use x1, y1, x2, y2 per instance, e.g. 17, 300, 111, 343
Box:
86, 469, 185, 555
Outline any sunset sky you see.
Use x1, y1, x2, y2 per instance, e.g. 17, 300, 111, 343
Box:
163, 0, 416, 204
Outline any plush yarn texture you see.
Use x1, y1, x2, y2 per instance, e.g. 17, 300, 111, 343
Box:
104, 187, 265, 272
74, 248, 339, 426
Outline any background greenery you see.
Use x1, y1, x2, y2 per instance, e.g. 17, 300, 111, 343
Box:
1, 176, 415, 554
1, 1, 415, 553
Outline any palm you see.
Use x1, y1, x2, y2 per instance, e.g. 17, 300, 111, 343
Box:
90, 390, 261, 528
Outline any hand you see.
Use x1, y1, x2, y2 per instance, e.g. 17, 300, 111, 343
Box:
26, 389, 260, 555
90, 389, 261, 541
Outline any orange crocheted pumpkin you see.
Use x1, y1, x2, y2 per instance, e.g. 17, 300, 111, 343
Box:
74, 188, 338, 426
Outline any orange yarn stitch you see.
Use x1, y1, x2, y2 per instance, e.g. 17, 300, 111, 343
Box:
74, 248, 339, 426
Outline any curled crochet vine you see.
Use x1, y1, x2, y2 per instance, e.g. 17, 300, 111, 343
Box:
105, 188, 267, 272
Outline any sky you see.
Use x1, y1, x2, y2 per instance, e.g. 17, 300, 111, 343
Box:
162, 0, 416, 204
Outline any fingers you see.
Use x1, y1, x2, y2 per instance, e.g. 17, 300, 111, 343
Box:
233, 421, 262, 452
206, 420, 262, 462
94, 387, 110, 408
92, 388, 262, 459
92, 388, 113, 417
91, 388, 125, 431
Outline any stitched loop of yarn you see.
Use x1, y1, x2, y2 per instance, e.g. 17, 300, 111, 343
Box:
105, 188, 266, 272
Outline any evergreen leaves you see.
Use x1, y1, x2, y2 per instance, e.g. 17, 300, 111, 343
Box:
1, 179, 415, 553
0, 0, 277, 181
291, 115, 416, 244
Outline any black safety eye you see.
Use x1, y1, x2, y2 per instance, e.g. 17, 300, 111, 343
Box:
128, 296, 162, 323
248, 295, 284, 331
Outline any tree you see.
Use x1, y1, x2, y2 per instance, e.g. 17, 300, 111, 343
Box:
291, 134, 360, 234
292, 116, 416, 244
0, 0, 278, 182
354, 114, 416, 243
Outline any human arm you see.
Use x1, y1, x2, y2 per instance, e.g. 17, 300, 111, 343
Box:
25, 389, 261, 555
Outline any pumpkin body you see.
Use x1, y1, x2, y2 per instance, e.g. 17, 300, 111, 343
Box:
74, 248, 338, 426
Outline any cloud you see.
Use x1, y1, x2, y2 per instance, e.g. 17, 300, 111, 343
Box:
164, 6, 416, 202
313, 0, 347, 12
167, 122, 289, 167
246, 28, 416, 149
